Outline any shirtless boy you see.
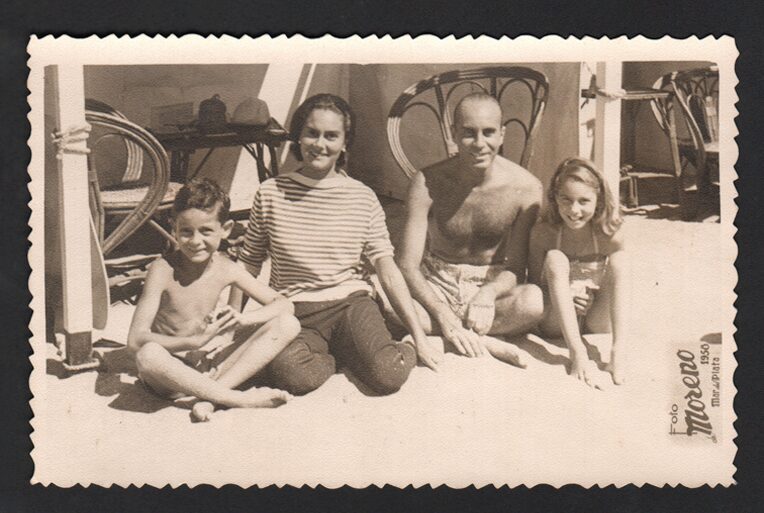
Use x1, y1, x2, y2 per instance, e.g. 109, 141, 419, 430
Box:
128, 178, 300, 421
397, 92, 544, 365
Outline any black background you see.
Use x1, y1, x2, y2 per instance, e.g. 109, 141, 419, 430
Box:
1, 1, 762, 511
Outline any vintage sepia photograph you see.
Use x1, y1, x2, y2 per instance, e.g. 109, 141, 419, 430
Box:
27, 36, 737, 488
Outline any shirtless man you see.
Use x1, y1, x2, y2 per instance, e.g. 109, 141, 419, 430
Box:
397, 92, 544, 366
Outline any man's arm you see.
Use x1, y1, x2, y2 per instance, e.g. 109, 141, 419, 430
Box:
498, 182, 543, 284
397, 171, 482, 356
397, 172, 447, 319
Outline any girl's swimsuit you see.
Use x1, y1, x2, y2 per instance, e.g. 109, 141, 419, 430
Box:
556, 225, 608, 296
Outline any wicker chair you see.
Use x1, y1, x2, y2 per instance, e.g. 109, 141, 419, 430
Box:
85, 100, 177, 285
651, 67, 720, 216
387, 66, 549, 178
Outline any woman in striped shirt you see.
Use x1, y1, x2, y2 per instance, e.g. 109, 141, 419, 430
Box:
239, 94, 441, 395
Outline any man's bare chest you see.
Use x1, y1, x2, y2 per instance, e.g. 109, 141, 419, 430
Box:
431, 189, 519, 247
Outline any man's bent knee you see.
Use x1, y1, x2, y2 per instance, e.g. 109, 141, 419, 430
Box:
519, 284, 545, 323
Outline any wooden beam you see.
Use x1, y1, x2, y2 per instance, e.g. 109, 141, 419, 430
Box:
593, 61, 623, 208
49, 64, 97, 368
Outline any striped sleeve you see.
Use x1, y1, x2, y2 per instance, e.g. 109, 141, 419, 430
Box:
363, 193, 394, 263
238, 187, 269, 275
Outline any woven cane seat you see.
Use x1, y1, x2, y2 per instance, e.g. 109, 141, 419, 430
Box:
101, 181, 183, 211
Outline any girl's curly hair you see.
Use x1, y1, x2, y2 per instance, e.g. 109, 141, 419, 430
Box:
544, 157, 622, 237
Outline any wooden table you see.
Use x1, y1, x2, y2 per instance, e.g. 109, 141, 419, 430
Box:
152, 119, 290, 184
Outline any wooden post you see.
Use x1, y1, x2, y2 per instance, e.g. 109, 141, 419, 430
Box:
594, 61, 623, 209
49, 64, 98, 369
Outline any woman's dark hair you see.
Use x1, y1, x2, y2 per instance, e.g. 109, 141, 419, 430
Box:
288, 93, 355, 168
172, 177, 230, 223
544, 157, 622, 237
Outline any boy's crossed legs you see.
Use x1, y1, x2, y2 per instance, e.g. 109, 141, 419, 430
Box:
136, 312, 300, 421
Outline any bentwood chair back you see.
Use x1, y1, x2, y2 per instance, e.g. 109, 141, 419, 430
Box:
651, 67, 720, 193
387, 66, 549, 178
85, 100, 175, 264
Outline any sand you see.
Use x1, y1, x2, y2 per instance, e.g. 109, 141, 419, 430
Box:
31, 217, 731, 488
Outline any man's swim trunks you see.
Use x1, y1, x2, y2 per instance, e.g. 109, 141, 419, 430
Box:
420, 251, 504, 319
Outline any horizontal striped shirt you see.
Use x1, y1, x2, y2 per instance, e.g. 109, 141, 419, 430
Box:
239, 170, 394, 300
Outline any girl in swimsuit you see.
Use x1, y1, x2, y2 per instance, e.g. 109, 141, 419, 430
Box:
528, 158, 629, 387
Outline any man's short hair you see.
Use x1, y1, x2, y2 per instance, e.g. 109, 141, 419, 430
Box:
172, 178, 231, 223
453, 92, 503, 127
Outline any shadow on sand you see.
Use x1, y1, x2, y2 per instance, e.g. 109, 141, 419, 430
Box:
517, 333, 610, 373
514, 335, 570, 369
95, 348, 172, 414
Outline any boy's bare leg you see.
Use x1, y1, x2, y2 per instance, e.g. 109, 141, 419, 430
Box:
136, 343, 288, 410
191, 313, 300, 421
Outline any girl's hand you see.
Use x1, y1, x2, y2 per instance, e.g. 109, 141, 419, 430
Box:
572, 285, 599, 316
570, 357, 607, 390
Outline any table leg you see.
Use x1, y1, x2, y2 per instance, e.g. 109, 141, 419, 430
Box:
268, 143, 279, 177
244, 143, 270, 184
190, 147, 217, 180
170, 150, 192, 183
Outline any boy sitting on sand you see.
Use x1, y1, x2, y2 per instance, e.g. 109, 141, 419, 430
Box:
128, 178, 300, 422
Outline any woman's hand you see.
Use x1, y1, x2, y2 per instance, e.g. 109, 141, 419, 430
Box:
413, 335, 444, 371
